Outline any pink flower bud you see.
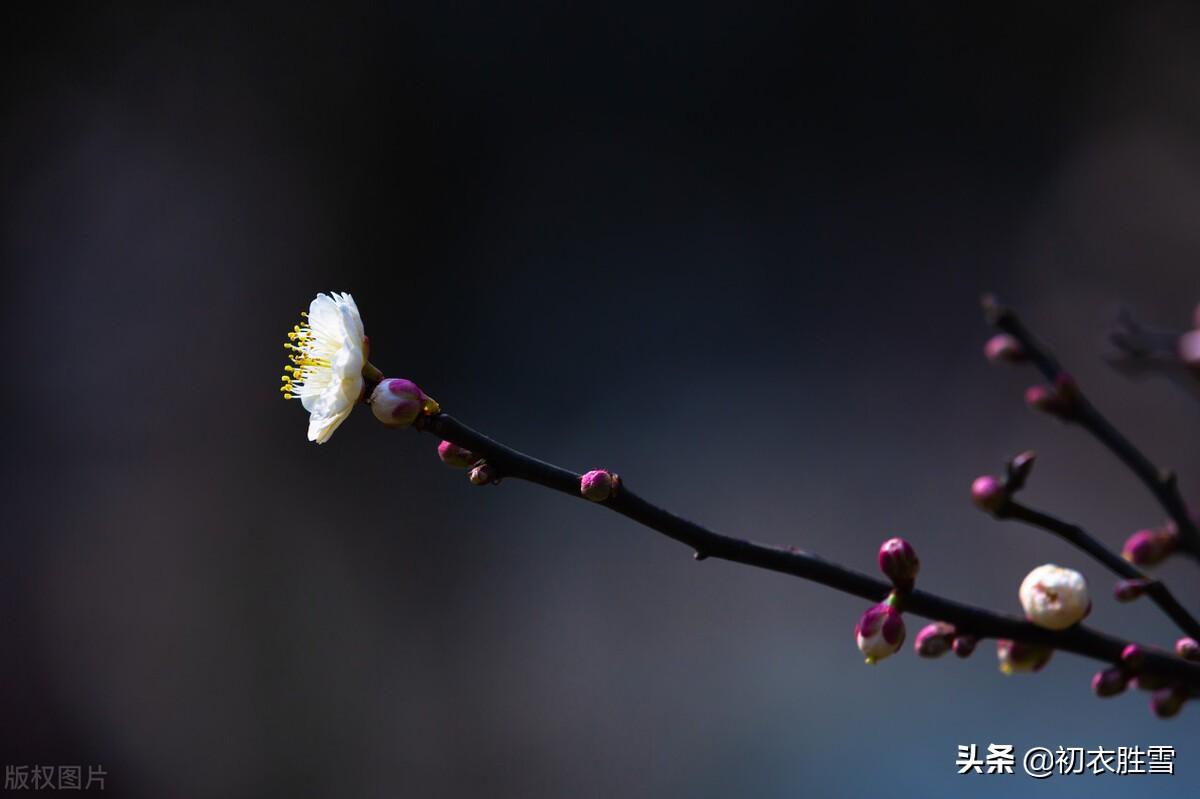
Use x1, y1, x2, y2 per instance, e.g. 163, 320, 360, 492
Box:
1122, 528, 1177, 567
1024, 383, 1075, 420
1113, 578, 1154, 602
1176, 637, 1200, 662
878, 537, 920, 592
971, 475, 1008, 514
913, 622, 956, 658
952, 635, 978, 658
1092, 666, 1130, 698
579, 469, 616, 502
369, 378, 425, 428
996, 639, 1053, 675
1121, 643, 1146, 670
437, 440, 478, 468
984, 334, 1026, 363
1151, 685, 1187, 719
469, 462, 497, 486
855, 602, 906, 664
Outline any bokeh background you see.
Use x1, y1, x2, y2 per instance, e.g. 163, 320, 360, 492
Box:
4, 2, 1200, 796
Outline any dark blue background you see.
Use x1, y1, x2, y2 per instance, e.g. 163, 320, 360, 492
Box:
3, 2, 1199, 796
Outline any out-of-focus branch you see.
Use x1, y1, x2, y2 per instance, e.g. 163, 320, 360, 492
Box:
410, 411, 1200, 689
982, 295, 1200, 561
1107, 308, 1200, 403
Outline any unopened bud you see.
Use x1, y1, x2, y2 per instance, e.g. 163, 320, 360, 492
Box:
468, 462, 497, 486
437, 440, 478, 468
1092, 666, 1130, 698
1019, 564, 1090, 630
370, 378, 426, 428
579, 469, 616, 502
996, 639, 1053, 675
1151, 685, 1188, 719
913, 622, 956, 658
971, 475, 1008, 514
1122, 528, 1177, 567
984, 334, 1026, 364
1121, 643, 1146, 670
1176, 637, 1200, 662
855, 602, 906, 665
878, 537, 920, 592
1114, 578, 1154, 602
1024, 383, 1075, 420
952, 635, 978, 658
1007, 450, 1037, 488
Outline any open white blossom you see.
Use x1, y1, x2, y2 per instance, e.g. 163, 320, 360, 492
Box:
1019, 564, 1090, 630
281, 292, 366, 444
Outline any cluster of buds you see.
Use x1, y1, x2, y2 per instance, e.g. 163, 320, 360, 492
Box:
1121, 525, 1178, 567
970, 450, 1036, 515
1091, 642, 1197, 718
855, 538, 921, 664
432, 438, 497, 486
913, 622, 978, 659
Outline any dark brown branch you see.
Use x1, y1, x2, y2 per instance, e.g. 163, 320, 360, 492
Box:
999, 499, 1200, 641
982, 295, 1200, 561
412, 411, 1200, 689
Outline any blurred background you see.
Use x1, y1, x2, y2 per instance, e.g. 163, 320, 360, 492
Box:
3, 2, 1200, 796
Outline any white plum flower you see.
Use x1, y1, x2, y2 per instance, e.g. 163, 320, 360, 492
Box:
281, 292, 366, 444
1019, 564, 1090, 630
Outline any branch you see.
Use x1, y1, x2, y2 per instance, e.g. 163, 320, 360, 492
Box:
1107, 308, 1200, 404
982, 295, 1200, 561
411, 411, 1200, 689
998, 499, 1200, 641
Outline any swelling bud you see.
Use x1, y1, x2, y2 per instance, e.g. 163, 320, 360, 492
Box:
855, 602, 906, 665
437, 440, 478, 468
1019, 564, 1090, 630
580, 470, 616, 502
971, 475, 1008, 514
877, 537, 920, 592
370, 378, 426, 428
913, 622, 956, 658
1121, 528, 1177, 567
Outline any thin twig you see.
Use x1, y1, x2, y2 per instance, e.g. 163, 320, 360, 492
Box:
982, 295, 1200, 561
999, 499, 1200, 641
412, 411, 1200, 688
